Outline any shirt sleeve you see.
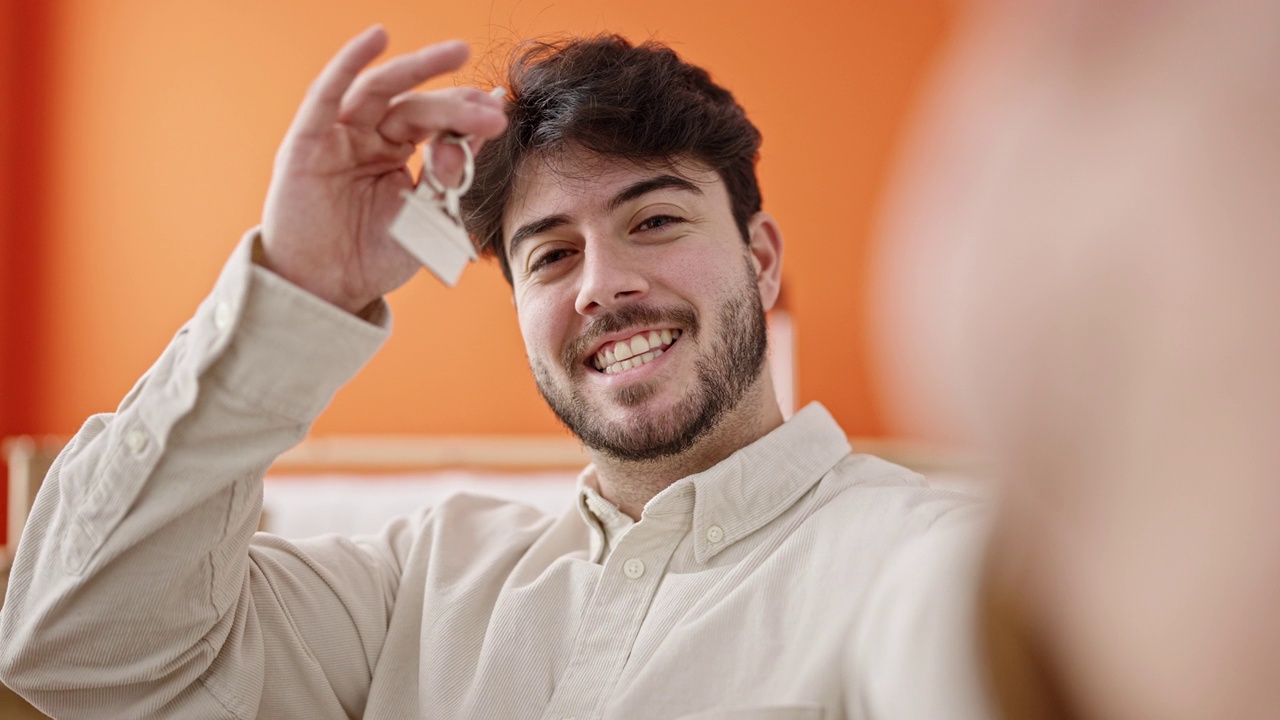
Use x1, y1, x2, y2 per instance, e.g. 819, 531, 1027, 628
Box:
0, 229, 408, 719
846, 505, 1001, 720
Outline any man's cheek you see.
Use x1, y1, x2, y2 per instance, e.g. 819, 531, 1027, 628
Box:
516, 303, 552, 356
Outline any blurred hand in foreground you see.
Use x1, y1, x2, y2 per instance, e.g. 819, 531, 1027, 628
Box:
876, 1, 1280, 717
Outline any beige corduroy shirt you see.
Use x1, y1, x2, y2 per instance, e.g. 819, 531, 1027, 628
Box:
0, 232, 995, 720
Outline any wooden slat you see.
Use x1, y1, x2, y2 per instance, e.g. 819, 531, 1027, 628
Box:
4, 433, 984, 547
273, 435, 592, 471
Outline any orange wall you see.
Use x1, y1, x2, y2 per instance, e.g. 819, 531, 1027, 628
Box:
0, 0, 14, 543
1, 0, 55, 543
10, 1, 950, 446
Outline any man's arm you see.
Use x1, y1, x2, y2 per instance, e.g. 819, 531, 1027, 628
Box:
0, 27, 507, 718
0, 234, 395, 717
875, 1, 1280, 717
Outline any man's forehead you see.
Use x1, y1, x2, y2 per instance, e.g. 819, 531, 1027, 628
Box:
502, 149, 718, 247
508, 150, 717, 217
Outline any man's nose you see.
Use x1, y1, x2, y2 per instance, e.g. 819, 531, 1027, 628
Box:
574, 238, 649, 315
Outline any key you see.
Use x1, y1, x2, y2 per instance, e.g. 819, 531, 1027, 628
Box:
389, 134, 478, 287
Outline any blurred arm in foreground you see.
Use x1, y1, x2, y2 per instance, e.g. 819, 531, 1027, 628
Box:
876, 1, 1280, 717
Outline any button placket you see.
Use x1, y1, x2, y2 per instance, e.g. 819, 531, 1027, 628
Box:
541, 511, 688, 720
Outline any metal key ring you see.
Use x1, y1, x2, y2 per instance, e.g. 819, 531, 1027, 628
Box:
421, 134, 475, 197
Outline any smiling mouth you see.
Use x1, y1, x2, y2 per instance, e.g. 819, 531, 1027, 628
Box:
590, 329, 682, 375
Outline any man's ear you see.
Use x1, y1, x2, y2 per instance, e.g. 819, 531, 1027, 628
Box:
746, 212, 784, 311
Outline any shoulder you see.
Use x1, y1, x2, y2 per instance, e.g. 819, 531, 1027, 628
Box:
376, 490, 562, 550
823, 454, 994, 717
811, 453, 985, 534
846, 506, 995, 719
274, 490, 565, 586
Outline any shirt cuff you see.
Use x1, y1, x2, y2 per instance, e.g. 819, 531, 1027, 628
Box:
198, 228, 391, 423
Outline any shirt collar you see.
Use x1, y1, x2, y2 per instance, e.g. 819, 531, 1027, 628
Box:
575, 402, 851, 564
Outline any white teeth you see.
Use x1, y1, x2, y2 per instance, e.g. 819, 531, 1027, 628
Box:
615, 340, 634, 362
592, 328, 683, 374
603, 346, 665, 374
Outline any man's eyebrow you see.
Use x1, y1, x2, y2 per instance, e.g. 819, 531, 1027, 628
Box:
607, 174, 703, 212
508, 214, 571, 263
506, 175, 704, 262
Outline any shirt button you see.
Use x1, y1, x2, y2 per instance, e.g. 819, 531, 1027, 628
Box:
622, 558, 645, 579
125, 428, 148, 454
706, 524, 724, 543
213, 301, 234, 331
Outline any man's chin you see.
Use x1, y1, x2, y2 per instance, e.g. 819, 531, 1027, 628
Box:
610, 378, 666, 408
576, 386, 688, 424
587, 381, 683, 418
579, 407, 706, 462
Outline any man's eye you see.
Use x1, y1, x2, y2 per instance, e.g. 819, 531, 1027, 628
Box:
635, 215, 684, 232
530, 248, 572, 272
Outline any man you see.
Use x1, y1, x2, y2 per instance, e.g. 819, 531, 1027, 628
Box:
0, 26, 984, 719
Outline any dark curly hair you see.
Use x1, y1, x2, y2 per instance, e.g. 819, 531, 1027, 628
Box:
461, 35, 763, 284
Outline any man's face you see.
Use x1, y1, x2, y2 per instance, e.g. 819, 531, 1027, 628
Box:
502, 150, 778, 461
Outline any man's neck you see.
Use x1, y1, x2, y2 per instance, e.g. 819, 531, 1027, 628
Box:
589, 382, 785, 520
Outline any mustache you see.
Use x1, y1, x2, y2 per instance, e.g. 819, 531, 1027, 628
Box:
561, 304, 699, 371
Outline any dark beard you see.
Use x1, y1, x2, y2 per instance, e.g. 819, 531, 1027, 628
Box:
531, 270, 769, 462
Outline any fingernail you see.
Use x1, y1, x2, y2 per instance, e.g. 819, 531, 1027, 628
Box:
474, 87, 505, 109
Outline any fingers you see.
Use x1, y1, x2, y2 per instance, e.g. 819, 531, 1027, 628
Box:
291, 25, 389, 138
340, 40, 471, 129
376, 87, 507, 146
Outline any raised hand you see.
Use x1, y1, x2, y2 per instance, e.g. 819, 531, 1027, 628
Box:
261, 26, 508, 315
